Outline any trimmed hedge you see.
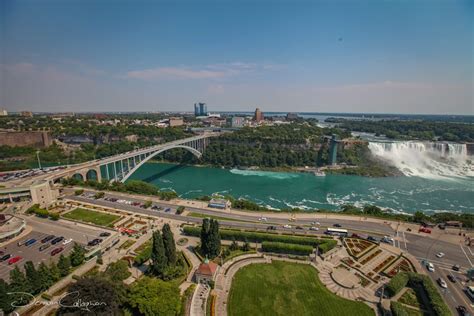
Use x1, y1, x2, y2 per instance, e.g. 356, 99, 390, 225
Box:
182, 226, 336, 253
386, 272, 409, 297
408, 273, 451, 316
390, 301, 409, 316
262, 241, 313, 256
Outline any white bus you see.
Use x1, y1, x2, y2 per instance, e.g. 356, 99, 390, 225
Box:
326, 228, 348, 236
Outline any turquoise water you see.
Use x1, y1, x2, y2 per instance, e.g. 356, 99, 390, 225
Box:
128, 163, 474, 214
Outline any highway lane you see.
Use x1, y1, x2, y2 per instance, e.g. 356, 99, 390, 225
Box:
69, 190, 395, 236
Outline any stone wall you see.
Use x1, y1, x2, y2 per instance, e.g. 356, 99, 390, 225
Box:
0, 131, 52, 148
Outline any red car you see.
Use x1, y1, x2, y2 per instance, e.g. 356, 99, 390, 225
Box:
51, 247, 64, 256
419, 227, 431, 234
8, 256, 22, 265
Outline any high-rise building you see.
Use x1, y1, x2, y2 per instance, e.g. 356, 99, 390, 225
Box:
194, 102, 208, 116
231, 116, 244, 127
254, 108, 264, 122
0, 109, 7, 116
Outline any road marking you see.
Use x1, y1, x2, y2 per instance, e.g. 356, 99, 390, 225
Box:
468, 246, 474, 256
460, 245, 473, 267
402, 231, 407, 250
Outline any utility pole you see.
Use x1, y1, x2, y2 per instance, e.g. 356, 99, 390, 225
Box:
36, 150, 42, 169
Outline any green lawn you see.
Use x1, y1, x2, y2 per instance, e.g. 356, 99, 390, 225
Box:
228, 261, 374, 316
63, 208, 120, 227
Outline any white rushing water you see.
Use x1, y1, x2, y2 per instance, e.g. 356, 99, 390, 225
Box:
368, 141, 473, 179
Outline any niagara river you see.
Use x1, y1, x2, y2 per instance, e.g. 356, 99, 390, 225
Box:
128, 163, 473, 215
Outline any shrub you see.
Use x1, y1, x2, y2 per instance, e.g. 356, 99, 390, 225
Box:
74, 189, 84, 196
182, 226, 336, 253
408, 273, 451, 316
386, 272, 409, 297
390, 301, 409, 316
41, 293, 52, 301
261, 241, 313, 256
94, 191, 105, 199
49, 213, 60, 221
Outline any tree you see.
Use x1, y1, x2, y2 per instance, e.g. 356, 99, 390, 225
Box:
128, 277, 181, 316
151, 230, 167, 277
57, 277, 121, 315
8, 266, 31, 306
105, 260, 131, 282
162, 224, 177, 266
57, 254, 71, 277
49, 261, 61, 282
229, 237, 239, 251
38, 262, 54, 290
200, 218, 211, 256
208, 219, 221, 258
0, 279, 14, 314
70, 243, 86, 267
24, 261, 42, 294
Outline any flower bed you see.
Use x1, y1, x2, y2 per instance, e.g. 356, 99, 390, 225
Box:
360, 249, 382, 265
344, 238, 376, 259
386, 258, 414, 277
374, 255, 396, 273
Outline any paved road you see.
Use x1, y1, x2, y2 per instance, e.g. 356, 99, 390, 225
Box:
69, 191, 395, 236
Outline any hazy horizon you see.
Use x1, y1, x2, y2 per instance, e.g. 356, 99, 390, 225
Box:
1, 1, 473, 115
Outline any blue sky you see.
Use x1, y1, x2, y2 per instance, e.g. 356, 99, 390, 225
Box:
1, 0, 472, 114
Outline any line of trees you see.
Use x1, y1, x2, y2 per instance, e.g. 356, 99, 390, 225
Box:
0, 243, 86, 314
200, 218, 221, 259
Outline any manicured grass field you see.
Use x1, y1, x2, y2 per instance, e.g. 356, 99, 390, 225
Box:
228, 261, 374, 316
63, 208, 120, 227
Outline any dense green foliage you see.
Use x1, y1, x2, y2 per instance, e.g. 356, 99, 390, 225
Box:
62, 178, 179, 200
261, 241, 313, 255
390, 301, 410, 316
200, 218, 221, 259
386, 272, 409, 297
151, 231, 167, 277
183, 226, 337, 253
228, 261, 374, 316
128, 276, 181, 316
340, 120, 474, 142
407, 273, 451, 316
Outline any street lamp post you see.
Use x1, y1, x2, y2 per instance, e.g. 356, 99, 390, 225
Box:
36, 150, 42, 169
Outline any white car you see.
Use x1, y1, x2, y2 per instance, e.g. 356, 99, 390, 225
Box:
283, 224, 292, 229
63, 238, 73, 245
436, 252, 445, 258
259, 217, 267, 221
427, 262, 435, 272
310, 226, 319, 231
437, 278, 447, 289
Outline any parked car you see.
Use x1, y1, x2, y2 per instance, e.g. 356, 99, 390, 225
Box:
39, 244, 51, 251
426, 262, 435, 272
99, 232, 111, 237
447, 274, 456, 283
88, 238, 102, 246
452, 264, 460, 271
8, 256, 22, 265
51, 236, 64, 245
25, 239, 37, 247
436, 252, 445, 258
63, 238, 73, 245
456, 306, 470, 316
419, 227, 431, 234
0, 254, 12, 262
51, 247, 64, 256
165, 208, 171, 212
437, 278, 447, 289
368, 236, 379, 243
41, 235, 55, 243
17, 239, 29, 246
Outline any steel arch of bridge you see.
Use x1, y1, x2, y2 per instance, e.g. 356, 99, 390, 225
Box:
99, 136, 212, 183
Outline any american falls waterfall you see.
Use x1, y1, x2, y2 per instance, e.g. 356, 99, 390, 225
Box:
368, 141, 473, 179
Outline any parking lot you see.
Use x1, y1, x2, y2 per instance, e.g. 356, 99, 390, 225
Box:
0, 215, 115, 282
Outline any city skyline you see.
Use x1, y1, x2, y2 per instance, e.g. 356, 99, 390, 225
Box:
1, 0, 473, 114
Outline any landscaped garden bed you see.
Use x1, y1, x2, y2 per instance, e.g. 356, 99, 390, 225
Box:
374, 255, 396, 273
344, 238, 377, 259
